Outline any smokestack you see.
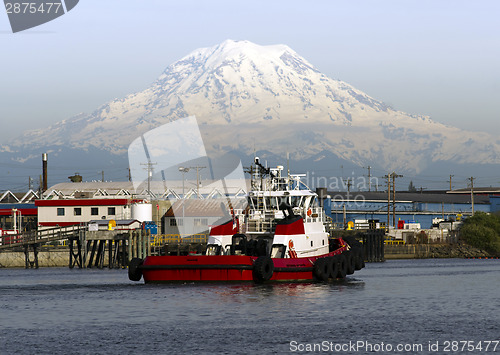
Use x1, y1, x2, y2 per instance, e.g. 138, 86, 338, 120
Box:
42, 153, 48, 192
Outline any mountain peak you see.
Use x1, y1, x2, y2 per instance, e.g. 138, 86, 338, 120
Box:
175, 39, 312, 74
6, 40, 500, 176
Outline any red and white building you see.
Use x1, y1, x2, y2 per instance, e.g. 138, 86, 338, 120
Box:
35, 199, 133, 227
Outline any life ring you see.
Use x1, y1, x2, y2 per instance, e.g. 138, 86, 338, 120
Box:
128, 258, 143, 281
253, 256, 274, 282
313, 257, 329, 281
336, 254, 347, 279
307, 209, 312, 217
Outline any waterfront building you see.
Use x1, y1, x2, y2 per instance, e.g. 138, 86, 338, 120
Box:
0, 190, 38, 234
326, 190, 493, 229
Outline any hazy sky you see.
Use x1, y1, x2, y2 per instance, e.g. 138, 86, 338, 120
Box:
0, 0, 499, 142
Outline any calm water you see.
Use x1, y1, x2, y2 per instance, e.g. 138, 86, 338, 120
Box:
0, 259, 499, 354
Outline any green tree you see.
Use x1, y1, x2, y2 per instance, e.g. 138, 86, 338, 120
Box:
460, 212, 500, 255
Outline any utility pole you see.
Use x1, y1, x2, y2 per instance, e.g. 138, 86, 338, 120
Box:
101, 170, 105, 183
189, 166, 206, 197
178, 167, 190, 198
343, 178, 352, 193
449, 174, 454, 191
392, 172, 403, 228
178, 167, 190, 230
365, 166, 372, 191
468, 176, 475, 216
141, 162, 157, 198
343, 204, 347, 229
384, 173, 392, 229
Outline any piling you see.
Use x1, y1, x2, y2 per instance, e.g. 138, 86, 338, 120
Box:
360, 230, 385, 262
128, 231, 132, 262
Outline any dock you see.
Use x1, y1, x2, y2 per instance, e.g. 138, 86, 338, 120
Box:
0, 226, 211, 268
0, 226, 153, 269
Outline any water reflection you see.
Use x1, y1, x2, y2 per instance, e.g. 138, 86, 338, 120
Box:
1, 260, 499, 355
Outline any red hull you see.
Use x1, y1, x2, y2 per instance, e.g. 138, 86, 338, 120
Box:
140, 247, 348, 283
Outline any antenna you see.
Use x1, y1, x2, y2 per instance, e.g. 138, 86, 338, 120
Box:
287, 152, 290, 189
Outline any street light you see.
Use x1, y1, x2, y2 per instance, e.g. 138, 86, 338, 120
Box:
178, 167, 190, 199
178, 167, 190, 236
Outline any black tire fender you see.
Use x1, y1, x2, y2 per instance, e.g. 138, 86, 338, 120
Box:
253, 256, 274, 281
337, 254, 347, 279
346, 251, 355, 275
313, 257, 329, 282
128, 258, 143, 282
329, 256, 339, 279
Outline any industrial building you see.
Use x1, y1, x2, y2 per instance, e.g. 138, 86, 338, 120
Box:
0, 190, 39, 235
327, 189, 497, 229
35, 198, 135, 227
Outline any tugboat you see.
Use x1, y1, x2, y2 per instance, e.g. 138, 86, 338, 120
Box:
129, 158, 365, 283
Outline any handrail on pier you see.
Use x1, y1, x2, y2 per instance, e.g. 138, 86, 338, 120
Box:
0, 224, 87, 250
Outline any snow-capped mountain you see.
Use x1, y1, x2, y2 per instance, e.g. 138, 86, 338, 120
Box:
4, 39, 500, 176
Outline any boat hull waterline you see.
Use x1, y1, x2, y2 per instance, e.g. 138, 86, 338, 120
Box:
129, 241, 365, 283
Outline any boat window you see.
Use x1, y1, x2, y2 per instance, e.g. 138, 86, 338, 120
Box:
275, 196, 287, 206
271, 244, 286, 258
310, 196, 318, 207
269, 197, 279, 209
290, 196, 301, 207
206, 244, 221, 256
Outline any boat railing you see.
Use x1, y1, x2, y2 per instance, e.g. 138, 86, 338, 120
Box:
151, 234, 208, 246
302, 207, 326, 224
246, 217, 276, 234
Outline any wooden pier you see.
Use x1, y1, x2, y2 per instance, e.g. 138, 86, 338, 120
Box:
0, 226, 153, 269
360, 230, 385, 262
332, 230, 385, 262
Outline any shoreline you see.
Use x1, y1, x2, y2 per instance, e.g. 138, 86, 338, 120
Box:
0, 243, 497, 268
384, 242, 496, 260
